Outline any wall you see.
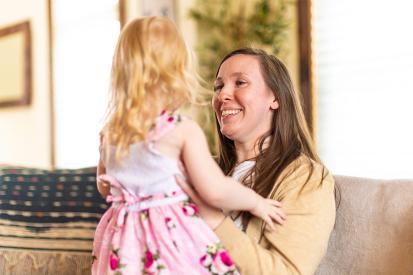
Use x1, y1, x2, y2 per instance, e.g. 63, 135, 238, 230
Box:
122, 0, 299, 90
122, 0, 197, 49
0, 0, 52, 168
0, 0, 300, 169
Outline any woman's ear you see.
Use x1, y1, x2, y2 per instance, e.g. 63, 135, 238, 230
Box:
270, 100, 279, 110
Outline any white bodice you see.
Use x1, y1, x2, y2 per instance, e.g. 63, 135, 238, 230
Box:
105, 142, 182, 197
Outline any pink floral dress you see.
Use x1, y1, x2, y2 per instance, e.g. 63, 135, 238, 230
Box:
92, 112, 240, 275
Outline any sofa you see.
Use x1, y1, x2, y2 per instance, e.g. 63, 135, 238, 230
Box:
1, 167, 412, 275
0, 166, 107, 275
316, 175, 413, 275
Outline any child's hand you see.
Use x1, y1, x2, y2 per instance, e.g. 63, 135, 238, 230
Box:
250, 198, 286, 231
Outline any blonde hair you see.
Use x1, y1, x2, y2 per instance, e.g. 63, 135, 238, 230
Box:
102, 16, 200, 159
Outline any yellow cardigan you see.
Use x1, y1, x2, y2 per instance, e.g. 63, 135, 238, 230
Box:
215, 155, 336, 275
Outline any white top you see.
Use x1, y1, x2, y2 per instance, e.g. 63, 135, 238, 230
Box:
105, 142, 182, 197
230, 160, 255, 231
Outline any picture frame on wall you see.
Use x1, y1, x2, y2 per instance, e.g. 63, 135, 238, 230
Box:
0, 21, 32, 108
142, 0, 176, 22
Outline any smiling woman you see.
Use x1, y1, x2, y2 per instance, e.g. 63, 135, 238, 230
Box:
176, 48, 336, 275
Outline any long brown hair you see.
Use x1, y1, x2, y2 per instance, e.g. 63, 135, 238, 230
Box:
215, 48, 323, 230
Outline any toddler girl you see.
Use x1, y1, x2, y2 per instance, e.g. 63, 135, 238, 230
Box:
92, 16, 285, 275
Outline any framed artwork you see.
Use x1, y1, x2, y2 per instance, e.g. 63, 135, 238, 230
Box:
0, 21, 32, 108
142, 0, 176, 21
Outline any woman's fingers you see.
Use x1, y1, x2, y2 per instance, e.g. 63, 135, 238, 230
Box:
175, 174, 193, 195
175, 174, 226, 230
101, 180, 110, 187
97, 179, 110, 189
177, 160, 189, 178
175, 174, 202, 205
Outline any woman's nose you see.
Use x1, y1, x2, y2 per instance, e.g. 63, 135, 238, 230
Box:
217, 86, 232, 102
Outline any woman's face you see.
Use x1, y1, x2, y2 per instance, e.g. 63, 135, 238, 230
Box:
213, 54, 278, 144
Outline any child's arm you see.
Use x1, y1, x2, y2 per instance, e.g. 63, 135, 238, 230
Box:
180, 120, 285, 228
96, 133, 110, 198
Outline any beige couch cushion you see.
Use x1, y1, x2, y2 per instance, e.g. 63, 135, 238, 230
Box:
316, 175, 413, 275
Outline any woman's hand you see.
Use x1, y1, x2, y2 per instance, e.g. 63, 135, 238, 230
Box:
97, 179, 111, 198
97, 160, 110, 198
175, 162, 226, 230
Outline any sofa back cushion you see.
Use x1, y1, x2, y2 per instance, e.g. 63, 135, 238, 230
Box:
0, 166, 108, 274
316, 175, 413, 275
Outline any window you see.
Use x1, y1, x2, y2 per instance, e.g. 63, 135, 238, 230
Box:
313, 0, 413, 178
52, 0, 120, 168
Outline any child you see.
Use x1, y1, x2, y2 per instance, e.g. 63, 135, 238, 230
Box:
92, 16, 286, 275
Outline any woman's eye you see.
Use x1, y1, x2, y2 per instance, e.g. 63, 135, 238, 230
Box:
235, 80, 246, 86
213, 84, 223, 92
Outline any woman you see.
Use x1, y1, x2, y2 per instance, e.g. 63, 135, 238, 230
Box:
176, 48, 336, 275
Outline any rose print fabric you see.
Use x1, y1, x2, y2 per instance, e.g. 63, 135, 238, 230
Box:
92, 112, 239, 275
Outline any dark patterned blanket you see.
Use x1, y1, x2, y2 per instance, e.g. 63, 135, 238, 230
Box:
0, 166, 108, 253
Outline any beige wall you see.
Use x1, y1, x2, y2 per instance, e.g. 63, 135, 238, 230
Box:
0, 0, 299, 169
122, 0, 197, 49
122, 0, 299, 88
0, 0, 52, 168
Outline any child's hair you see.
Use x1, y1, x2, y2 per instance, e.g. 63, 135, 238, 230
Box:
102, 16, 200, 159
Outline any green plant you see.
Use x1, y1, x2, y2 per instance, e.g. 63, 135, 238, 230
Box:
189, 0, 290, 153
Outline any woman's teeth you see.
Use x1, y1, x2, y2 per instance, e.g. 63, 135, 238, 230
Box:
221, 109, 241, 117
